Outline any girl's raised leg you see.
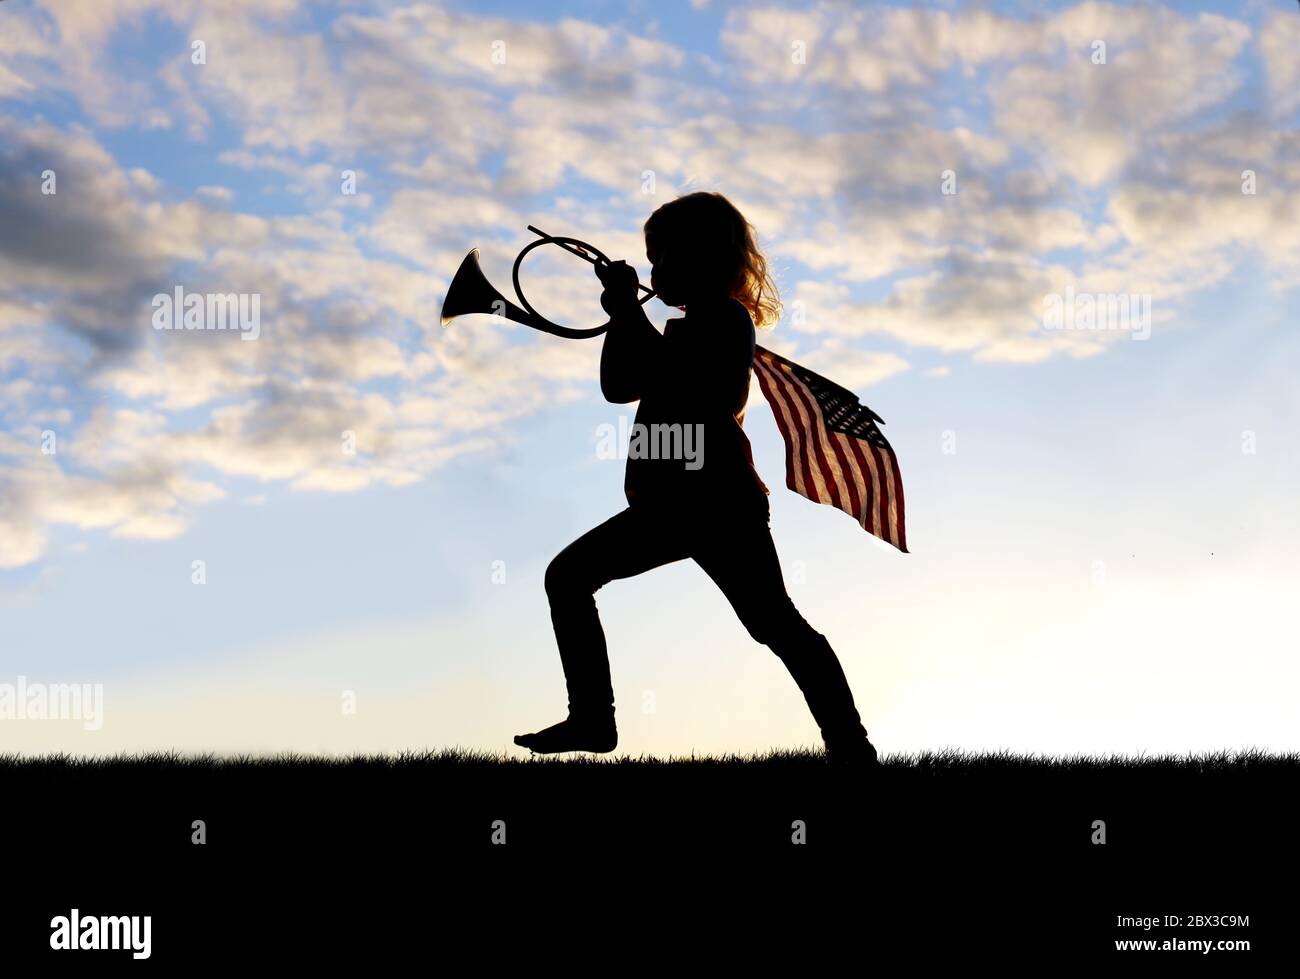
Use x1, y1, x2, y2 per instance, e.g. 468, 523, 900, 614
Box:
515, 506, 689, 754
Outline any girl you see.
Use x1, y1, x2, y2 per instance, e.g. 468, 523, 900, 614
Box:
514, 192, 878, 766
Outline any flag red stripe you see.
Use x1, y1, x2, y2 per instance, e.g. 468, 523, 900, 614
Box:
823, 430, 863, 527
864, 440, 892, 544
789, 368, 859, 518
894, 461, 907, 550
783, 368, 845, 513
754, 357, 810, 498
883, 445, 908, 552
759, 357, 820, 503
779, 364, 837, 508
844, 433, 881, 537
831, 432, 873, 532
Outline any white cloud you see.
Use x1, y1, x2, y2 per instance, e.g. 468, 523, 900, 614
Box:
1, 1, 1296, 569
1259, 11, 1300, 120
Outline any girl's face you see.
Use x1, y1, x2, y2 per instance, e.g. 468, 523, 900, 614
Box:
646, 233, 724, 309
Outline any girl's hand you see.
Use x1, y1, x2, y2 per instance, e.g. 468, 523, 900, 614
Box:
595, 259, 642, 321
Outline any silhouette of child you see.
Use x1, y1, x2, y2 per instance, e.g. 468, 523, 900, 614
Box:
514, 192, 878, 766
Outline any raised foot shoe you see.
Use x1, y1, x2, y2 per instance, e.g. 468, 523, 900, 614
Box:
514, 715, 618, 754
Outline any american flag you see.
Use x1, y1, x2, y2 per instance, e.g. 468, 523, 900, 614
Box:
752, 345, 908, 553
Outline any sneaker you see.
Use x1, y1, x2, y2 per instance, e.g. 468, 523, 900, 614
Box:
514, 714, 618, 754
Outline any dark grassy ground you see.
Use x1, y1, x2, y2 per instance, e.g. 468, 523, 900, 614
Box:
4, 748, 1289, 964
5, 744, 1295, 769
4, 746, 1295, 857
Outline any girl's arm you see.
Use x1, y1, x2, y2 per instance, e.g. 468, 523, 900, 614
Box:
600, 300, 662, 403
594, 263, 753, 413
597, 261, 662, 403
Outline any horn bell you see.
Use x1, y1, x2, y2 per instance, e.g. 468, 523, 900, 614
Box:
440, 248, 535, 327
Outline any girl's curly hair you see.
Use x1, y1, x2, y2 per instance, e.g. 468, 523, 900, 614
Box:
643, 191, 782, 329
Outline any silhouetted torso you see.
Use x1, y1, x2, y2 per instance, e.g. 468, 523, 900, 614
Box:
619, 297, 769, 512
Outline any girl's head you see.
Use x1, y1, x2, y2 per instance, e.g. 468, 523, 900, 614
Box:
643, 192, 780, 328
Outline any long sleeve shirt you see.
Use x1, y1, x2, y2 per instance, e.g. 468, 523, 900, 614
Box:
600, 296, 770, 512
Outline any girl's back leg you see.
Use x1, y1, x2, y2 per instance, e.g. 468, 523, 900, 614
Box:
690, 517, 877, 764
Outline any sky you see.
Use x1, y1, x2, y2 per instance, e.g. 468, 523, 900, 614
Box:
0, 0, 1296, 758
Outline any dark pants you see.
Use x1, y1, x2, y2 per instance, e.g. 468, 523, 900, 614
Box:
543, 499, 871, 748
